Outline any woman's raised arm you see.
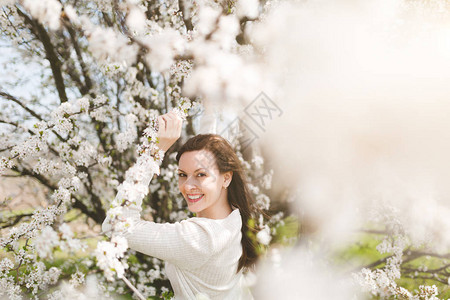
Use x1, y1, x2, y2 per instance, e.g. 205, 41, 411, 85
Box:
156, 111, 182, 152
101, 111, 182, 239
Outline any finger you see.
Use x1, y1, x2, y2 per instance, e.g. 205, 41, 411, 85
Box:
175, 116, 182, 137
168, 112, 180, 134
158, 115, 167, 132
164, 114, 174, 133
167, 111, 180, 121
165, 111, 180, 136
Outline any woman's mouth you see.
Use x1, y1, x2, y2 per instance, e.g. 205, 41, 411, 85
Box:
186, 194, 204, 203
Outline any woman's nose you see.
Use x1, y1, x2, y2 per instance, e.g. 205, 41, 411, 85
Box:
183, 176, 199, 190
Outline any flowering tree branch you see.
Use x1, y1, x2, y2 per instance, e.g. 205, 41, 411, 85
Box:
0, 0, 294, 298
61, 18, 94, 95
0, 213, 33, 229
0, 91, 45, 121
16, 5, 68, 103
177, 0, 193, 31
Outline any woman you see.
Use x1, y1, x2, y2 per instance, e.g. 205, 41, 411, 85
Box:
102, 112, 257, 299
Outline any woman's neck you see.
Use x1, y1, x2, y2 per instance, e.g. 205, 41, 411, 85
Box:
197, 202, 233, 219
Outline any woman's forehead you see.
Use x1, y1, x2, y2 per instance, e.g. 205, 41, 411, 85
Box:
178, 150, 218, 171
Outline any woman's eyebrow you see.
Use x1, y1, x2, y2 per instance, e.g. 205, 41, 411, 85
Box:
177, 168, 206, 173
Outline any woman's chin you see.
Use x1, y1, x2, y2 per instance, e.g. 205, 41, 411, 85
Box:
186, 204, 202, 213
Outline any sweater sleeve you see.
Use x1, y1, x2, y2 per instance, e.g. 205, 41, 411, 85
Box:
101, 153, 214, 270
121, 210, 215, 269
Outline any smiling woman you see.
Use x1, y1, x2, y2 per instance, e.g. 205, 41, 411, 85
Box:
102, 112, 257, 300
177, 149, 233, 219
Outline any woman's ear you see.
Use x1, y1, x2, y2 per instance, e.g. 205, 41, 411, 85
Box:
223, 171, 233, 188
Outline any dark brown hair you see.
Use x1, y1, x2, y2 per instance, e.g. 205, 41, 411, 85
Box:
176, 134, 258, 272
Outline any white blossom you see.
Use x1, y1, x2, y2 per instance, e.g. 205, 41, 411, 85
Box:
212, 15, 240, 50
70, 176, 82, 191
33, 158, 60, 176
256, 225, 272, 245
51, 187, 71, 204
59, 223, 74, 240
87, 26, 138, 65
144, 29, 185, 72
98, 155, 112, 167
0, 275, 22, 300
255, 194, 270, 210
76, 97, 90, 111
24, 262, 61, 295
236, 0, 260, 19
252, 155, 264, 168
184, 47, 261, 104
196, 5, 221, 36
11, 135, 48, 159
69, 271, 85, 287
64, 5, 78, 23
416, 285, 440, 300
260, 170, 273, 190
32, 226, 59, 259
126, 6, 147, 35
136, 283, 157, 298
22, 0, 62, 30
72, 140, 97, 167
89, 106, 112, 122
93, 94, 108, 105
115, 114, 138, 152
0, 156, 14, 175
0, 258, 14, 273
95, 236, 129, 281
0, 0, 15, 5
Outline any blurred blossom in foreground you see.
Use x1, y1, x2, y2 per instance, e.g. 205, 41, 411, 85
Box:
254, 248, 359, 300
252, 0, 450, 298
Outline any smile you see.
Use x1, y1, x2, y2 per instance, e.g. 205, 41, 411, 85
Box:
186, 194, 204, 203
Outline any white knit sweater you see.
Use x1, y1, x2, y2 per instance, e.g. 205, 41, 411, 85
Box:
102, 174, 253, 299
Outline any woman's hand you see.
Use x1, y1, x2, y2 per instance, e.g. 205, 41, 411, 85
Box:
157, 111, 182, 152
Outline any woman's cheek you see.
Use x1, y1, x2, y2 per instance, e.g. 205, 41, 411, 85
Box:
178, 179, 185, 192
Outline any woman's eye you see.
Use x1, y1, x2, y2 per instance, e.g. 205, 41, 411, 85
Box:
178, 173, 186, 177
197, 173, 206, 177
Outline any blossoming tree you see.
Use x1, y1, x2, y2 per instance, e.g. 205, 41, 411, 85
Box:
1, 0, 450, 299
0, 0, 278, 298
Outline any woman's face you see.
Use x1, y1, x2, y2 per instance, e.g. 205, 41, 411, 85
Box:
178, 150, 232, 219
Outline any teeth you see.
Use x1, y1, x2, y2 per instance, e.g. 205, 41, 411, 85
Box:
188, 194, 203, 199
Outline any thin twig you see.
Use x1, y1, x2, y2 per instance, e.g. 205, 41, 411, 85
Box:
177, 0, 193, 31
121, 276, 146, 300
15, 238, 30, 282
